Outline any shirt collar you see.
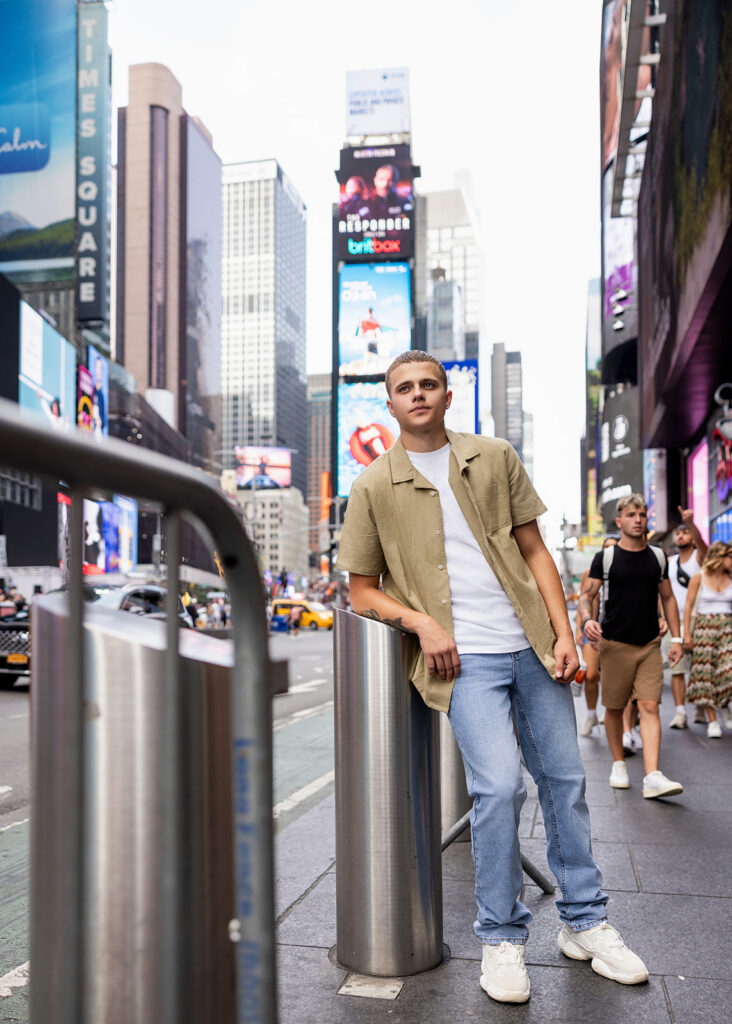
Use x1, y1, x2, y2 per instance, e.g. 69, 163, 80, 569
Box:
387, 430, 481, 484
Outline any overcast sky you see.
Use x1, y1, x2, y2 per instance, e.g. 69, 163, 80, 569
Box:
108, 0, 602, 540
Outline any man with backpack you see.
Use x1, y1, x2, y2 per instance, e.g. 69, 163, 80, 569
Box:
579, 494, 684, 798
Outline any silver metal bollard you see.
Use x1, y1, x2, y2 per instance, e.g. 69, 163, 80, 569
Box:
440, 717, 472, 844
334, 609, 443, 976
32, 595, 238, 1023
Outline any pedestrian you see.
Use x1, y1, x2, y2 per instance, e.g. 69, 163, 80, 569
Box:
575, 535, 618, 736
579, 494, 684, 798
683, 541, 732, 738
666, 508, 708, 729
289, 604, 303, 638
337, 351, 648, 1005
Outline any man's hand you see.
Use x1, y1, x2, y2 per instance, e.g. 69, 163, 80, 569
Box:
554, 634, 580, 682
583, 618, 603, 643
415, 616, 461, 681
678, 505, 695, 526
668, 641, 683, 667
659, 617, 668, 637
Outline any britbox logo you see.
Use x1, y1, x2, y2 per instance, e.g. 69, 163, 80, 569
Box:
347, 237, 401, 255
0, 104, 51, 174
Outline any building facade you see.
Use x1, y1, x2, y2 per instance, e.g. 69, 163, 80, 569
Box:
491, 343, 524, 461
116, 63, 222, 471
221, 160, 307, 495
307, 373, 332, 556
426, 271, 465, 364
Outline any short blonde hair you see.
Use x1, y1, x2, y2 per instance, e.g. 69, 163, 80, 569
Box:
385, 350, 447, 395
702, 541, 732, 573
616, 493, 647, 515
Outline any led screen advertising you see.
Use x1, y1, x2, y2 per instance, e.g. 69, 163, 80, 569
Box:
337, 380, 396, 497
345, 68, 411, 137
687, 440, 710, 544
337, 144, 414, 261
443, 360, 479, 434
113, 495, 138, 574
18, 300, 76, 429
235, 446, 292, 489
87, 343, 109, 436
338, 262, 411, 377
0, 0, 77, 277
77, 363, 94, 432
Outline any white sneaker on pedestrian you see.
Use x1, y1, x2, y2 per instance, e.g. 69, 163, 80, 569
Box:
580, 713, 598, 737
622, 731, 637, 756
609, 761, 630, 789
557, 922, 649, 984
480, 942, 530, 1003
630, 725, 643, 749
707, 721, 722, 739
669, 709, 688, 729
693, 705, 707, 724
597, 707, 606, 724
642, 770, 683, 799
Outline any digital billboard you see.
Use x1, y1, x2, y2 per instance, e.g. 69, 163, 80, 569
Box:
443, 360, 479, 434
59, 493, 138, 575
337, 380, 395, 497
87, 344, 108, 436
338, 262, 411, 377
77, 364, 94, 432
688, 441, 710, 544
235, 446, 292, 489
599, 384, 643, 530
345, 68, 411, 137
18, 300, 76, 429
0, 0, 77, 277
113, 496, 138, 574
337, 144, 413, 261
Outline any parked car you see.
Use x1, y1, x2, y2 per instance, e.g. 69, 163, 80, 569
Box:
82, 582, 192, 626
269, 598, 333, 631
0, 609, 30, 688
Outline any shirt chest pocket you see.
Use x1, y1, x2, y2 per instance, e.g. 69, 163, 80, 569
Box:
474, 482, 511, 533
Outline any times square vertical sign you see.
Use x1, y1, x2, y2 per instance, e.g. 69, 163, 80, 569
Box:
76, 1, 110, 325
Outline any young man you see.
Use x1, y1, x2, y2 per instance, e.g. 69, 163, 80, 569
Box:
337, 352, 648, 1005
580, 495, 684, 797
666, 510, 708, 729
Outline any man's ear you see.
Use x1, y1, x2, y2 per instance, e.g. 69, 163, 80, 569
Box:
445, 389, 453, 409
386, 398, 395, 418
615, 516, 622, 529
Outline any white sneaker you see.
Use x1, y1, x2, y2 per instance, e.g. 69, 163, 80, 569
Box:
609, 761, 630, 789
707, 721, 722, 738
669, 710, 687, 729
597, 707, 606, 724
557, 922, 649, 984
630, 726, 643, 749
642, 770, 683, 799
580, 713, 598, 737
622, 731, 637, 756
480, 942, 530, 1003
693, 706, 707, 724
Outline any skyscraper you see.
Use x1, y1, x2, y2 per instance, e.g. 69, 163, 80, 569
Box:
307, 373, 331, 557
221, 160, 307, 495
491, 343, 524, 461
116, 63, 222, 470
423, 186, 483, 360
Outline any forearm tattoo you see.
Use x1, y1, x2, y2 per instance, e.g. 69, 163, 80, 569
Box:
577, 585, 597, 624
360, 608, 410, 632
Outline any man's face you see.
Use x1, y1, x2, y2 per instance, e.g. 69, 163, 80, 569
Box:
674, 526, 692, 549
373, 165, 395, 196
386, 362, 451, 433
615, 505, 648, 539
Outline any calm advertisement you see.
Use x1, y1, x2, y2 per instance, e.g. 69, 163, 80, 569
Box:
443, 360, 479, 434
235, 446, 292, 489
18, 300, 75, 429
337, 144, 413, 261
0, 0, 76, 276
337, 380, 395, 497
338, 262, 411, 377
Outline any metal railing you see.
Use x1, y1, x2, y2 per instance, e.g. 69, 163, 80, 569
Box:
0, 399, 276, 1024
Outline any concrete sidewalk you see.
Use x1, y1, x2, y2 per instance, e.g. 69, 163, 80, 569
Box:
274, 679, 732, 1023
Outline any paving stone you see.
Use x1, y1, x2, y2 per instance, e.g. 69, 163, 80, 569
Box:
664, 975, 732, 1024
630, 840, 732, 897
275, 794, 335, 919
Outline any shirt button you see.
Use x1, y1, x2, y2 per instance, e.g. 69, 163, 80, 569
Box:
438, 564, 443, 570
441, 599, 447, 604
430, 490, 436, 496
436, 529, 440, 534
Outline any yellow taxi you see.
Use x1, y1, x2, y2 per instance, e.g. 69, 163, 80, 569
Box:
270, 598, 333, 631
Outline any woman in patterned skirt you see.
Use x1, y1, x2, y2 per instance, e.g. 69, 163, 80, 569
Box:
683, 541, 732, 739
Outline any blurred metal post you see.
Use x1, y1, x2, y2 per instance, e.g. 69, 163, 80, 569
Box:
440, 716, 471, 844
334, 609, 442, 976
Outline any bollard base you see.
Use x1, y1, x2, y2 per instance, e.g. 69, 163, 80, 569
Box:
328, 944, 451, 979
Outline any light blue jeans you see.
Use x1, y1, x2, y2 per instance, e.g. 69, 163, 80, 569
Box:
447, 648, 608, 944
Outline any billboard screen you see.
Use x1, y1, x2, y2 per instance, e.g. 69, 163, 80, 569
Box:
337, 144, 413, 261
345, 68, 411, 137
18, 300, 76, 429
443, 359, 479, 434
599, 384, 644, 530
0, 0, 77, 277
77, 364, 94, 431
688, 440, 710, 545
87, 344, 109, 436
337, 380, 396, 497
235, 446, 292, 489
338, 262, 411, 377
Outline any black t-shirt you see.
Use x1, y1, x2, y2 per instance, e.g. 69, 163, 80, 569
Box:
589, 545, 668, 646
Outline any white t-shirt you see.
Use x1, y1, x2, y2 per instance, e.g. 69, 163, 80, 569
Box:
668, 550, 701, 615
406, 443, 530, 654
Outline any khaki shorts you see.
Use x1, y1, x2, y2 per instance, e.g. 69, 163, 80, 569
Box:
599, 636, 664, 709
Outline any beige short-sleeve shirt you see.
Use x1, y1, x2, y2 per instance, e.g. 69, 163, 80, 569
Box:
337, 431, 556, 712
